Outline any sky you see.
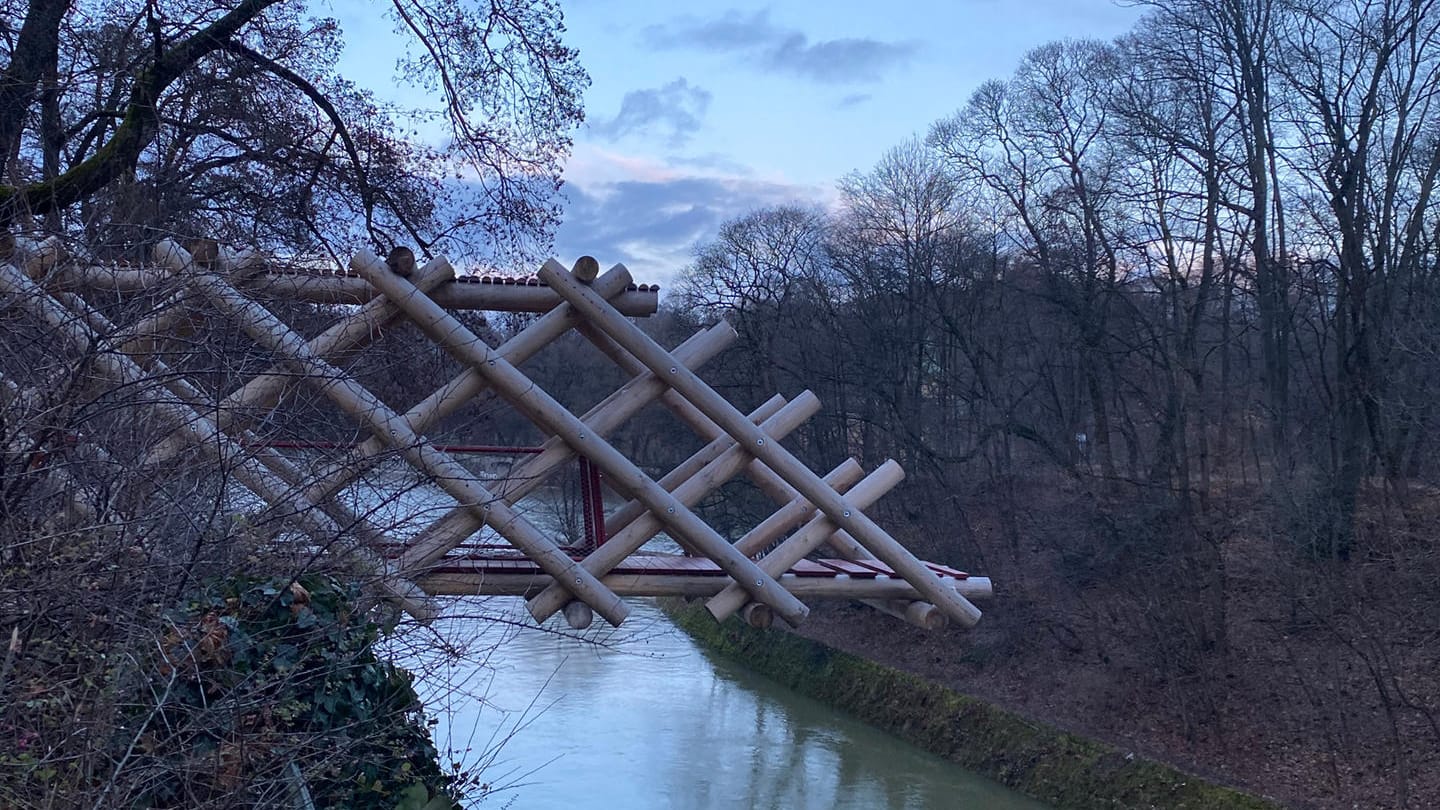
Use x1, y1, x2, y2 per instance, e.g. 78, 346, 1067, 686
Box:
338, 1, 1148, 287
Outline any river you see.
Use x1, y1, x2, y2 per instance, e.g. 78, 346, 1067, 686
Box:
400, 597, 1047, 809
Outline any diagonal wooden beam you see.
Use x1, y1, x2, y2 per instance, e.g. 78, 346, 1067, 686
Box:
293, 266, 639, 510
56, 286, 450, 623
577, 321, 875, 553
397, 323, 738, 571
708, 460, 905, 620
523, 397, 830, 622
601, 394, 786, 541
537, 259, 982, 628
349, 250, 811, 627
187, 259, 450, 425
530, 395, 813, 620
730, 458, 867, 559
0, 261, 437, 621
154, 242, 631, 627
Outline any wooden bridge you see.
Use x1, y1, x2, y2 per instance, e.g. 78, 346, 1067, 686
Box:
0, 238, 990, 632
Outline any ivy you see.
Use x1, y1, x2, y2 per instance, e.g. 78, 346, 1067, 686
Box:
128, 574, 461, 809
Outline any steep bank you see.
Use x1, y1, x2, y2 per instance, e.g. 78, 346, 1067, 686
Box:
663, 598, 1280, 810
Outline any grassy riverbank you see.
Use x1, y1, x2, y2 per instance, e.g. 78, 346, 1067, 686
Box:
663, 598, 1281, 810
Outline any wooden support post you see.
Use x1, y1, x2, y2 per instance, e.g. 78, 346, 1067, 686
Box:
348, 251, 810, 627
296, 266, 639, 510
526, 393, 819, 622
708, 460, 906, 621
537, 260, 982, 628
154, 242, 631, 628
0, 262, 437, 621
397, 323, 736, 569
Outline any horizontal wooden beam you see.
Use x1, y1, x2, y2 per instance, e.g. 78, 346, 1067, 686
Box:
419, 571, 994, 601
38, 264, 660, 315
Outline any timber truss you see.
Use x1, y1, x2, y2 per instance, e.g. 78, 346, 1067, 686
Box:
0, 238, 990, 631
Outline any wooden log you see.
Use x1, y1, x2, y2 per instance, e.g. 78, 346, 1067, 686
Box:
399, 323, 737, 568
38, 263, 660, 314
17, 236, 62, 278
349, 251, 809, 627
708, 460, 906, 621
601, 394, 786, 540
155, 242, 631, 628
732, 459, 866, 558
385, 246, 416, 277
296, 265, 638, 509
572, 255, 600, 284
537, 259, 983, 629
65, 288, 407, 542
0, 261, 437, 621
562, 601, 594, 630
579, 312, 940, 620
578, 320, 817, 511
138, 255, 457, 469
573, 299, 967, 634
143, 255, 457, 467
63, 278, 446, 623
861, 598, 948, 631
419, 571, 995, 600
492, 322, 738, 507
740, 602, 774, 629
525, 392, 819, 622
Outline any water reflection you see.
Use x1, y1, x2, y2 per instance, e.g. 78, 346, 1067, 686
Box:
398, 598, 1046, 810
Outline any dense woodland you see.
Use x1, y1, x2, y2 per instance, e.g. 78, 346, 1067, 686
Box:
641, 2, 1440, 807
0, 0, 1437, 808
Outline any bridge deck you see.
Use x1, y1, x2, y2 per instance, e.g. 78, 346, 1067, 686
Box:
411, 551, 992, 603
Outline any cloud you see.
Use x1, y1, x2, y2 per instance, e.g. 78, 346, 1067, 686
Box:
642, 10, 917, 85
554, 161, 824, 288
836, 92, 872, 108
589, 78, 712, 147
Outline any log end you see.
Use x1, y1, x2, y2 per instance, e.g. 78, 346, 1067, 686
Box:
573, 255, 600, 284
386, 246, 416, 277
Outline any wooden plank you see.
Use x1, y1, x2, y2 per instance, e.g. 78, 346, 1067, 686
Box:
349, 250, 810, 627
537, 259, 983, 628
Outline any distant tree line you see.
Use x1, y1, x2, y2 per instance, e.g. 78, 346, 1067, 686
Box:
675, 0, 1440, 560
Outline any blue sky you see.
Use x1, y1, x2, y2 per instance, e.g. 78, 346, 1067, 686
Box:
338, 1, 1147, 285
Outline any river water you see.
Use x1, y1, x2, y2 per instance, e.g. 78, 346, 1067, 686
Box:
401, 598, 1047, 810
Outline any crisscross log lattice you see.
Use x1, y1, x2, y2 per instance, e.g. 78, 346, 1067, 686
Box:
0, 237, 991, 632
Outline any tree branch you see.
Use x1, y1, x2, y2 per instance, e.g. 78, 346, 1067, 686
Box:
0, 0, 285, 225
